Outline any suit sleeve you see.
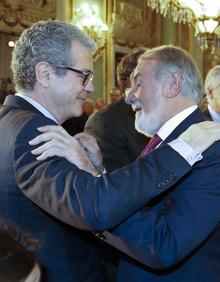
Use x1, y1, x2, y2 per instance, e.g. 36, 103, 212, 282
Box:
14, 117, 192, 231
106, 145, 220, 269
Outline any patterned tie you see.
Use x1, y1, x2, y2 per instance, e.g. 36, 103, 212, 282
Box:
140, 134, 162, 157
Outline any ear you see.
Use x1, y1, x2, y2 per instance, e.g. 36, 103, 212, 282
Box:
35, 62, 52, 88
207, 87, 214, 99
166, 73, 182, 98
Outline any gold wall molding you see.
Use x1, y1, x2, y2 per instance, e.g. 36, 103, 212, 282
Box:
0, 0, 56, 34
118, 2, 143, 29
113, 1, 148, 48
112, 0, 162, 48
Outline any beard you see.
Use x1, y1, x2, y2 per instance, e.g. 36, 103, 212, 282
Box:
135, 95, 166, 137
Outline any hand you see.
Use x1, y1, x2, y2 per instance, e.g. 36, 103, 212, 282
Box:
178, 121, 220, 153
74, 132, 104, 173
28, 125, 100, 176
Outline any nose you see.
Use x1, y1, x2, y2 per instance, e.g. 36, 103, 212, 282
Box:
125, 88, 137, 104
84, 80, 94, 93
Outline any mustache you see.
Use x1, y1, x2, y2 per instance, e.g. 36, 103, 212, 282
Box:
131, 100, 142, 111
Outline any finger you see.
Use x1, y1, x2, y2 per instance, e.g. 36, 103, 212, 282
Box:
75, 134, 99, 152
35, 145, 68, 160
31, 144, 50, 155
30, 140, 63, 155
81, 142, 98, 153
37, 125, 67, 134
36, 150, 61, 161
74, 132, 88, 139
77, 139, 97, 153
41, 127, 80, 146
29, 133, 52, 145
36, 151, 50, 161
37, 125, 73, 142
29, 130, 69, 145
75, 132, 96, 143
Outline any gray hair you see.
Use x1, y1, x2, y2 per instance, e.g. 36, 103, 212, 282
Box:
139, 45, 203, 104
204, 65, 220, 93
11, 20, 97, 91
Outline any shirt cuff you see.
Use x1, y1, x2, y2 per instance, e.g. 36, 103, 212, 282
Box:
168, 139, 203, 166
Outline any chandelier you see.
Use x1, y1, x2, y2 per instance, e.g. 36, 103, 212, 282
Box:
73, 3, 108, 50
146, 0, 220, 51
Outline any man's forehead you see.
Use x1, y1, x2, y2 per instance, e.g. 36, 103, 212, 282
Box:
134, 59, 156, 79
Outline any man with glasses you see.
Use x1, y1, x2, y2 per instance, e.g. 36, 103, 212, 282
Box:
1, 20, 220, 282
0, 20, 106, 282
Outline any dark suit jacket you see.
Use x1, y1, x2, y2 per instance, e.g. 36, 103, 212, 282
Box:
101, 108, 220, 282
85, 97, 149, 171
0, 95, 192, 282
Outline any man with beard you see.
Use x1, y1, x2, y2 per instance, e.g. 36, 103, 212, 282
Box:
30, 45, 220, 282
111, 45, 220, 281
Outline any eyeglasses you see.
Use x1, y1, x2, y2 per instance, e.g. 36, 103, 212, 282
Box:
56, 65, 93, 86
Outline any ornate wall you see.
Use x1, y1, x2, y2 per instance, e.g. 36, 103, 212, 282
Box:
0, 0, 56, 79
0, 0, 55, 34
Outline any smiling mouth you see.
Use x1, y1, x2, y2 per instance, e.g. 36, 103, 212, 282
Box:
132, 106, 142, 112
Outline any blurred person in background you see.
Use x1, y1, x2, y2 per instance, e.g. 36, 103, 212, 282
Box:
109, 87, 121, 103
95, 98, 106, 111
0, 77, 15, 105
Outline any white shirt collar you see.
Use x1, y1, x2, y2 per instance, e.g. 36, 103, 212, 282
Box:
158, 105, 198, 141
15, 93, 59, 124
208, 104, 220, 122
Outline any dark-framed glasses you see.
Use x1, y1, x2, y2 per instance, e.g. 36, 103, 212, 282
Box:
56, 65, 93, 86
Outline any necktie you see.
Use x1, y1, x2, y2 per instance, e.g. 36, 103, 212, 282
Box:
140, 134, 162, 157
